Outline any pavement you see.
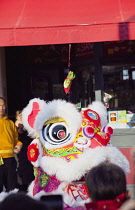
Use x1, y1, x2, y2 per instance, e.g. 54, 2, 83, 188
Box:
111, 128, 135, 148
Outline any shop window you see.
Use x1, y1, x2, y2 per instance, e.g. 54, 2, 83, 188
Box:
103, 65, 135, 113
132, 71, 135, 80
123, 70, 129, 80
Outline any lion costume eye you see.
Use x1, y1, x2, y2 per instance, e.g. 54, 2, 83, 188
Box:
83, 109, 100, 125
42, 122, 71, 145
87, 111, 98, 120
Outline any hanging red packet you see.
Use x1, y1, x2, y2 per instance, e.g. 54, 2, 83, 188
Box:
63, 71, 76, 94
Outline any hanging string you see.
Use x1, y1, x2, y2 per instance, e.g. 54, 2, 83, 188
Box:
63, 43, 75, 98
68, 44, 71, 70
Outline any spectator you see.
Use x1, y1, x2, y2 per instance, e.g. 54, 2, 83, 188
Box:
15, 110, 34, 193
0, 97, 22, 193
119, 147, 135, 210
119, 199, 135, 210
85, 162, 130, 210
0, 193, 50, 210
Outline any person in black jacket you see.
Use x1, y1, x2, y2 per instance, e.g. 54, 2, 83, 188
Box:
15, 110, 34, 193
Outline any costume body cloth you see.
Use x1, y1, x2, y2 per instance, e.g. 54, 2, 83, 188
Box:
0, 115, 22, 192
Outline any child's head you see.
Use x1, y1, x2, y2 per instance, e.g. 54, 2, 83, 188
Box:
16, 110, 22, 121
85, 162, 127, 201
0, 193, 50, 210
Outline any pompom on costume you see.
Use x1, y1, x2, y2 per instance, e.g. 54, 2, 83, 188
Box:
22, 99, 130, 208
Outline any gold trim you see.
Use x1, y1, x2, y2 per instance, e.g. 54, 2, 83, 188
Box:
44, 117, 66, 125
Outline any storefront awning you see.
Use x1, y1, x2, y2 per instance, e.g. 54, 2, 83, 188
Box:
0, 0, 135, 46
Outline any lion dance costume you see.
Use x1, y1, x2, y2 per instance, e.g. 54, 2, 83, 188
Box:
22, 99, 130, 208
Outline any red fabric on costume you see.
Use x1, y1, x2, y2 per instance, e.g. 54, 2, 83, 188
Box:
28, 102, 41, 128
27, 143, 39, 162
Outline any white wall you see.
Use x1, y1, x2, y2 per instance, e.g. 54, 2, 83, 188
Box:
0, 47, 7, 100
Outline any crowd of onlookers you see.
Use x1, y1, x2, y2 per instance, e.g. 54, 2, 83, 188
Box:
0, 162, 135, 210
0, 97, 34, 194
0, 96, 135, 209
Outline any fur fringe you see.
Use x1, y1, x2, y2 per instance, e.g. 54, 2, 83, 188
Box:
39, 146, 130, 183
